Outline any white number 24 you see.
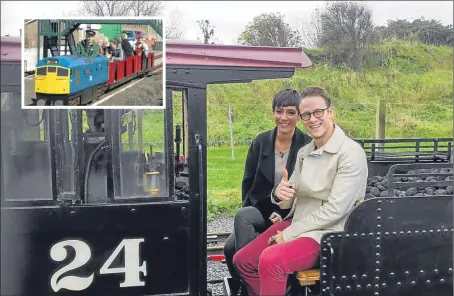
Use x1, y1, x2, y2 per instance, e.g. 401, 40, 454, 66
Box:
50, 238, 146, 292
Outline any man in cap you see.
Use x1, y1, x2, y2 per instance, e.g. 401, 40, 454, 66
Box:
75, 29, 100, 58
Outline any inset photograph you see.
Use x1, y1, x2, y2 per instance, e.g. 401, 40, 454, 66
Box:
23, 18, 164, 107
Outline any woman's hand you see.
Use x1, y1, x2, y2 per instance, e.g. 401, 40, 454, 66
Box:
269, 212, 282, 224
275, 169, 295, 201
268, 230, 285, 245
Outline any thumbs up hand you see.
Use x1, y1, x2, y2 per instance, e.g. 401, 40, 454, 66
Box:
275, 169, 295, 201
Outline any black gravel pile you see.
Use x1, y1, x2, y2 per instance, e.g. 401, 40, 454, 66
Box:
366, 167, 453, 198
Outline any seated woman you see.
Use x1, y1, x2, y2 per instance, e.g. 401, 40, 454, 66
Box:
233, 86, 368, 296
223, 89, 312, 287
120, 33, 134, 58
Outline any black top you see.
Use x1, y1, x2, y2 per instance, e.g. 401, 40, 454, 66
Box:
241, 127, 312, 221
121, 39, 133, 58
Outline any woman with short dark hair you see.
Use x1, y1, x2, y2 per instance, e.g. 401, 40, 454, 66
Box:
223, 89, 312, 292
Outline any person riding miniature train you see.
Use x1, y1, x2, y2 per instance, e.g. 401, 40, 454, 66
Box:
105, 39, 124, 61
120, 33, 134, 58
75, 30, 100, 58
134, 37, 149, 69
134, 37, 149, 57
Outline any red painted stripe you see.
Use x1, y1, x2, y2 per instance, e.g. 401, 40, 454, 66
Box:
207, 255, 225, 262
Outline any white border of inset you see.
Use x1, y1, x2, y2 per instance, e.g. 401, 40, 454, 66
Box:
21, 16, 166, 110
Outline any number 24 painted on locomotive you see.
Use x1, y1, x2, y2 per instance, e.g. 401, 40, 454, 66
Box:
50, 238, 146, 292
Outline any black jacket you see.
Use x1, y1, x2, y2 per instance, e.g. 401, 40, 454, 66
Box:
121, 39, 133, 58
241, 127, 312, 221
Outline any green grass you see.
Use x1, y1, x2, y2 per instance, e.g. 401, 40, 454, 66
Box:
207, 146, 248, 219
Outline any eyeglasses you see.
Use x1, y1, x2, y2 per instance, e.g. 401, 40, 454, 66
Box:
300, 108, 329, 121
274, 109, 299, 117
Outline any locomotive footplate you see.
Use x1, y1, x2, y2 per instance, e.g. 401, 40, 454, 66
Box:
320, 196, 453, 296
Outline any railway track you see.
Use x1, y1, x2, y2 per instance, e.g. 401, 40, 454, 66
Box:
207, 232, 231, 261
206, 232, 231, 286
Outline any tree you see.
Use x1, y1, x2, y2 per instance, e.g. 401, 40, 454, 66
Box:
318, 1, 375, 68
197, 20, 215, 44
298, 7, 323, 48
77, 0, 164, 17
165, 6, 184, 39
238, 13, 301, 47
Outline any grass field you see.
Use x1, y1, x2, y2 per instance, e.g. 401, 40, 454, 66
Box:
207, 146, 249, 218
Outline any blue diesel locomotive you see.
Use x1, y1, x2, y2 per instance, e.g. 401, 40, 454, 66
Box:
35, 55, 109, 105
33, 51, 157, 106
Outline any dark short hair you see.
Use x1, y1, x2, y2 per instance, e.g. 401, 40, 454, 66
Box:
300, 86, 332, 110
272, 89, 301, 111
110, 39, 118, 45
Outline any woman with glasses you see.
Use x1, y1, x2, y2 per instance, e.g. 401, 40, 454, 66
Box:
233, 86, 368, 296
223, 89, 312, 292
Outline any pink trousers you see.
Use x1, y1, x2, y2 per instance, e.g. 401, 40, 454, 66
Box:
233, 220, 320, 296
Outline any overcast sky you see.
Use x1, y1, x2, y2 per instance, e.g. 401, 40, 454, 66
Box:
2, 1, 453, 44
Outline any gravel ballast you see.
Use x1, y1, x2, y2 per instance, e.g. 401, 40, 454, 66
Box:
207, 215, 233, 296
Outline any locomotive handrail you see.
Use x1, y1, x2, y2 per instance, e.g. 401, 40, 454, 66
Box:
357, 138, 453, 163
356, 137, 453, 144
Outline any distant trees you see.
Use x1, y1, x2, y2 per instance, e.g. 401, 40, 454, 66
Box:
165, 6, 184, 40
238, 13, 301, 47
376, 18, 453, 47
299, 7, 323, 48
197, 20, 216, 44
77, 0, 164, 16
297, 1, 453, 69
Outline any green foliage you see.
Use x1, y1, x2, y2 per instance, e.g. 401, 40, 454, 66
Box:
238, 12, 301, 47
317, 1, 375, 69
378, 18, 453, 47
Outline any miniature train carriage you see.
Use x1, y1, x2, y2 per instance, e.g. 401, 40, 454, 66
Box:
1, 34, 453, 296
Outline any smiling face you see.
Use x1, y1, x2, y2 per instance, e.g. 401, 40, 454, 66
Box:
299, 95, 334, 141
273, 105, 299, 135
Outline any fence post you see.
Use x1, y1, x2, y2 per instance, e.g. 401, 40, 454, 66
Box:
228, 104, 235, 160
376, 100, 386, 151
128, 121, 134, 150
137, 110, 143, 152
